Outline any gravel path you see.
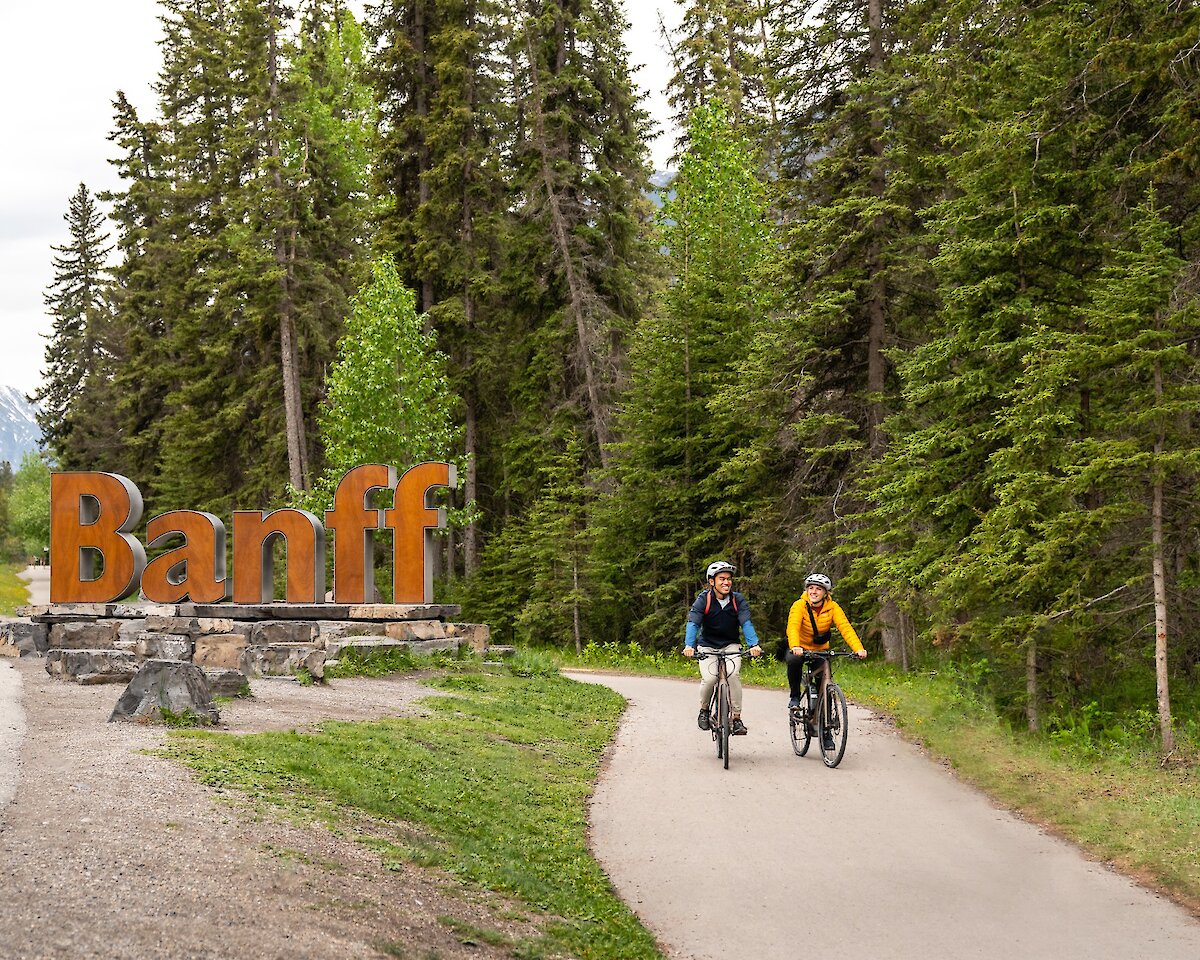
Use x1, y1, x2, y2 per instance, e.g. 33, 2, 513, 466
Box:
0, 658, 526, 960
570, 671, 1200, 960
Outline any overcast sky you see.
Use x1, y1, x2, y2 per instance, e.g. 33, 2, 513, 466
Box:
0, 1, 682, 398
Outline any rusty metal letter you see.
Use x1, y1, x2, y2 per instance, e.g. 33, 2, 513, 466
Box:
50, 472, 147, 603
142, 511, 228, 604
323, 464, 397, 603
232, 509, 325, 603
384, 462, 456, 604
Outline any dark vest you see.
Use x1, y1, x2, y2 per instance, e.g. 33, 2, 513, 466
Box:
695, 590, 742, 647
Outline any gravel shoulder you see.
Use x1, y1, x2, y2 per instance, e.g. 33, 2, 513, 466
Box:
0, 658, 523, 960
570, 670, 1200, 960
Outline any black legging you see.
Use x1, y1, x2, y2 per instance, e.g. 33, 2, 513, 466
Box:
786, 650, 830, 726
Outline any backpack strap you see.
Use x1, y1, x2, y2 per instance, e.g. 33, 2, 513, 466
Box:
704, 589, 738, 616
811, 600, 830, 643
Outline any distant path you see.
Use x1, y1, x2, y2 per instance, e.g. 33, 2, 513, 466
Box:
568, 671, 1200, 960
16, 565, 49, 606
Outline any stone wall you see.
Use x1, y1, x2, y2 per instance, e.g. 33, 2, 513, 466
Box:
3, 602, 490, 687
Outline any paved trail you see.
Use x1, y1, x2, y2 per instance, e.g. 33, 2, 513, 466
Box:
569, 672, 1200, 960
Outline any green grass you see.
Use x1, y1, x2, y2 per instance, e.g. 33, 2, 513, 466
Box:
165, 668, 662, 960
0, 562, 31, 615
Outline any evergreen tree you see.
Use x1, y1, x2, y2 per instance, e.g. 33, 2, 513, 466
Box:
595, 102, 771, 649
367, 0, 508, 575
34, 183, 114, 469
103, 0, 372, 517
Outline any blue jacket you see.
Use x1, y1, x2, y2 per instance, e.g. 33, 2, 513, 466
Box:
684, 589, 761, 649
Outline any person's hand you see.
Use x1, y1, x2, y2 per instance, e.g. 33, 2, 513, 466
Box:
749, 645, 762, 658
683, 646, 695, 658
857, 649, 867, 659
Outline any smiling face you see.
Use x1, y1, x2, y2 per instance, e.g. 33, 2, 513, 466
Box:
806, 583, 828, 604
710, 572, 733, 598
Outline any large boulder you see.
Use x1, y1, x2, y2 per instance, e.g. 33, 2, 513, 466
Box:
0, 621, 49, 657
250, 621, 319, 646
202, 668, 251, 698
109, 660, 219, 725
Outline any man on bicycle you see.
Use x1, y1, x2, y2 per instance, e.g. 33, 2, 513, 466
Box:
786, 573, 866, 748
683, 561, 764, 735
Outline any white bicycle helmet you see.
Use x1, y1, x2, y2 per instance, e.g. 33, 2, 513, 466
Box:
804, 573, 833, 591
706, 560, 736, 579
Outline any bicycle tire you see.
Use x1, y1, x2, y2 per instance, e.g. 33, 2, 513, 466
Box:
719, 685, 731, 769
820, 682, 849, 768
789, 705, 811, 756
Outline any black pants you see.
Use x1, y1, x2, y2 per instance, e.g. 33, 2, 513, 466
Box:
786, 651, 829, 726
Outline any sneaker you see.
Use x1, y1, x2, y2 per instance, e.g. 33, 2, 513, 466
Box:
822, 731, 836, 751
788, 696, 802, 710
731, 717, 748, 736
697, 709, 710, 731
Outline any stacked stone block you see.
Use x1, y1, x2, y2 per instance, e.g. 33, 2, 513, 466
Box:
7, 603, 488, 687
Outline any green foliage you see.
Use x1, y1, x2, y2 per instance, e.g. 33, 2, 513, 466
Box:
9, 453, 50, 560
296, 258, 462, 515
594, 102, 772, 649
167, 672, 662, 959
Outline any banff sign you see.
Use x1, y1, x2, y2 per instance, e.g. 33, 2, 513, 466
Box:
50, 463, 455, 606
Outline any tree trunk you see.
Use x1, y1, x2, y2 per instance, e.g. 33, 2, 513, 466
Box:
572, 555, 583, 655
1152, 357, 1174, 754
415, 0, 434, 315
866, 0, 901, 664
464, 388, 479, 574
267, 7, 308, 492
1026, 637, 1039, 733
522, 20, 612, 468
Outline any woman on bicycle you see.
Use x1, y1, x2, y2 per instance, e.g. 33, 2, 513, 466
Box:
683, 561, 764, 735
786, 573, 866, 747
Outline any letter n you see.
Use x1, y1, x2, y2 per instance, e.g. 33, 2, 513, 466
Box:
232, 509, 325, 603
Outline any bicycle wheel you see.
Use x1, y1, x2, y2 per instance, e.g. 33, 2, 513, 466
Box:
789, 704, 811, 757
718, 684, 731, 769
820, 682, 849, 768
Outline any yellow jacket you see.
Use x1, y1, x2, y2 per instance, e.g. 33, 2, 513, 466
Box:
786, 598, 864, 653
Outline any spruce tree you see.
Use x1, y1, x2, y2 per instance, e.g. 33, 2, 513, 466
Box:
595, 102, 771, 649
34, 183, 115, 470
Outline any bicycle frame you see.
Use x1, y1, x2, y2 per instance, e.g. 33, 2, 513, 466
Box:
789, 650, 857, 768
696, 647, 752, 770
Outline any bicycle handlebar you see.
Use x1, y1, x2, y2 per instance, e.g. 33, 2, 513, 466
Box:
792, 649, 862, 659
693, 648, 756, 660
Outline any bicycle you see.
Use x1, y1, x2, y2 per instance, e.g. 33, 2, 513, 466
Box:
788, 650, 857, 768
696, 648, 753, 770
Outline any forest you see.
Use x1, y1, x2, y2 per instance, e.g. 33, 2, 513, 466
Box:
36, 0, 1200, 748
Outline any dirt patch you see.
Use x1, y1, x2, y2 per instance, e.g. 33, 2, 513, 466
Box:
0, 659, 535, 960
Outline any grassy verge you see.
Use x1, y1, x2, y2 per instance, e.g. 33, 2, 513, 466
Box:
0, 562, 31, 615
164, 659, 662, 960
557, 640, 1200, 914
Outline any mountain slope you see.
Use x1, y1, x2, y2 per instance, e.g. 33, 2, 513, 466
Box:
0, 387, 41, 467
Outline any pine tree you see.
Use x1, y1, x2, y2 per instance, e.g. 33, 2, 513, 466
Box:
367, 0, 508, 575
34, 183, 114, 469
595, 101, 771, 649
102, 0, 372, 518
